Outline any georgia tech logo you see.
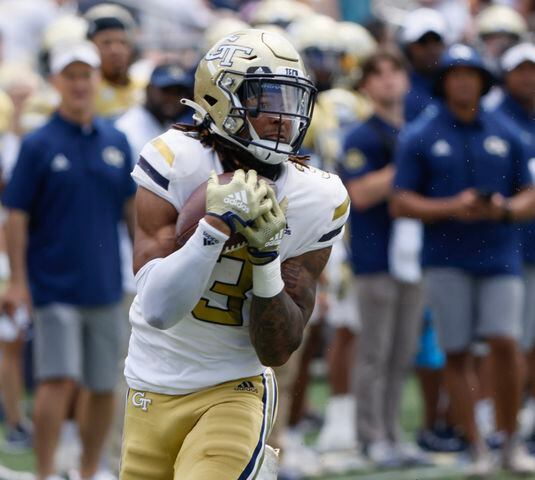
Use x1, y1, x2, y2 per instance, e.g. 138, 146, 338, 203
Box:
483, 136, 509, 157
205, 44, 253, 66
132, 391, 152, 411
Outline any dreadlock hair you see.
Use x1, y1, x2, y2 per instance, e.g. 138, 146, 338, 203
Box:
172, 121, 310, 181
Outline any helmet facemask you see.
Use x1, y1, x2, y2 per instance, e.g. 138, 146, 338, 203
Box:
212, 71, 316, 165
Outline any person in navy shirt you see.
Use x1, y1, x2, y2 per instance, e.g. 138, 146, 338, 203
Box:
339, 50, 425, 467
493, 43, 535, 440
399, 8, 447, 123
1, 42, 135, 479
392, 44, 535, 476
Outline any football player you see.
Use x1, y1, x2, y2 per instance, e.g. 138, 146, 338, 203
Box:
119, 29, 349, 479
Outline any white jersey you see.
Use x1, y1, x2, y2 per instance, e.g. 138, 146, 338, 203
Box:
125, 129, 350, 395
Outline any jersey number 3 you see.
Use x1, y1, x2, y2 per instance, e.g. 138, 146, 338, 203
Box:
191, 249, 252, 326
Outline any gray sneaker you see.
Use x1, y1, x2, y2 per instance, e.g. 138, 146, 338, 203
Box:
2, 422, 32, 453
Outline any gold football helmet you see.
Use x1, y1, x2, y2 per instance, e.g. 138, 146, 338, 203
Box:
476, 5, 527, 38
287, 14, 344, 91
186, 29, 317, 165
337, 21, 377, 87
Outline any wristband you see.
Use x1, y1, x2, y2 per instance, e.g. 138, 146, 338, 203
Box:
252, 257, 285, 298
198, 218, 230, 244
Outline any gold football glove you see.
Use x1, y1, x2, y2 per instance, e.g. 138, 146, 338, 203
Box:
242, 185, 288, 265
206, 169, 272, 232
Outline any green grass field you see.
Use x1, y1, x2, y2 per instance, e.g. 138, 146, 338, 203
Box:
0, 378, 524, 479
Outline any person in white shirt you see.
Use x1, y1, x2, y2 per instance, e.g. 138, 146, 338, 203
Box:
116, 63, 194, 160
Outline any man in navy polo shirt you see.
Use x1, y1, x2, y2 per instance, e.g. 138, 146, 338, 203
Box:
391, 44, 535, 476
2, 41, 135, 480
340, 49, 425, 468
492, 43, 535, 440
400, 8, 447, 123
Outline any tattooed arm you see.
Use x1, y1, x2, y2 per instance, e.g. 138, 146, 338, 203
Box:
249, 246, 331, 367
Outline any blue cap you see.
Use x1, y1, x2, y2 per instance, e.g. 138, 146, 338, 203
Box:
149, 64, 194, 89
434, 44, 494, 96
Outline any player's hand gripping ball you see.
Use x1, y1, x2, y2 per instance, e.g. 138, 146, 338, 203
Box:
176, 170, 276, 254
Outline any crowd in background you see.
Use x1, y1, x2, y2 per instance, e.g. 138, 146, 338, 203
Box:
0, 0, 533, 479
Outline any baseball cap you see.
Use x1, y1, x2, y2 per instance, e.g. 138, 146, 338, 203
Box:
401, 8, 447, 44
50, 41, 101, 75
149, 64, 194, 89
434, 43, 494, 96
85, 3, 136, 39
501, 43, 535, 73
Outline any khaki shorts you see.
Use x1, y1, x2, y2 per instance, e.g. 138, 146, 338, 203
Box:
120, 369, 278, 480
33, 302, 123, 391
425, 268, 523, 353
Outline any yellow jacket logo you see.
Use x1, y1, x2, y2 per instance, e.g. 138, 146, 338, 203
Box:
132, 391, 152, 411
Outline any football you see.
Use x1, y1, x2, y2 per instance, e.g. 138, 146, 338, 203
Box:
176, 172, 274, 254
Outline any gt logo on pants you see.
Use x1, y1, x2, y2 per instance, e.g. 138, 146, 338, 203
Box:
132, 391, 152, 411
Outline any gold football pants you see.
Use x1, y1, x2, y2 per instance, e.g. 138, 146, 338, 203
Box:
120, 369, 277, 479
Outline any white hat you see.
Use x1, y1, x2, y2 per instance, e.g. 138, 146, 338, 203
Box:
401, 8, 447, 44
50, 41, 100, 75
501, 43, 535, 72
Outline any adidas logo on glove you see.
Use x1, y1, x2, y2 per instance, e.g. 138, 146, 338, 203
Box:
264, 229, 285, 248
224, 190, 249, 213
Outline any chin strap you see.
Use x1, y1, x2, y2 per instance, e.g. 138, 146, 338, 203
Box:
180, 98, 209, 126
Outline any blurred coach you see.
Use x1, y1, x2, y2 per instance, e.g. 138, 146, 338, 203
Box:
1, 41, 135, 480
391, 44, 535, 477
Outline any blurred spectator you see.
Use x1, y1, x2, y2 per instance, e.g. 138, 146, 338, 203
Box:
419, 0, 472, 44
136, 0, 214, 52
288, 14, 344, 92
1, 41, 135, 479
392, 44, 535, 476
116, 63, 194, 160
475, 4, 528, 75
0, 63, 41, 453
38, 14, 88, 77
0, 0, 73, 66
491, 43, 535, 442
0, 64, 42, 179
400, 8, 447, 122
314, 240, 361, 456
340, 49, 425, 468
248, 0, 313, 28
85, 3, 144, 119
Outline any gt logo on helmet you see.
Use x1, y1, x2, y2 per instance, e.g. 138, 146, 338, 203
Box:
205, 45, 253, 67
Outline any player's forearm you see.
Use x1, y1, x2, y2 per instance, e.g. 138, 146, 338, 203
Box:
137, 219, 228, 329
5, 209, 29, 285
249, 253, 320, 366
250, 290, 305, 367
